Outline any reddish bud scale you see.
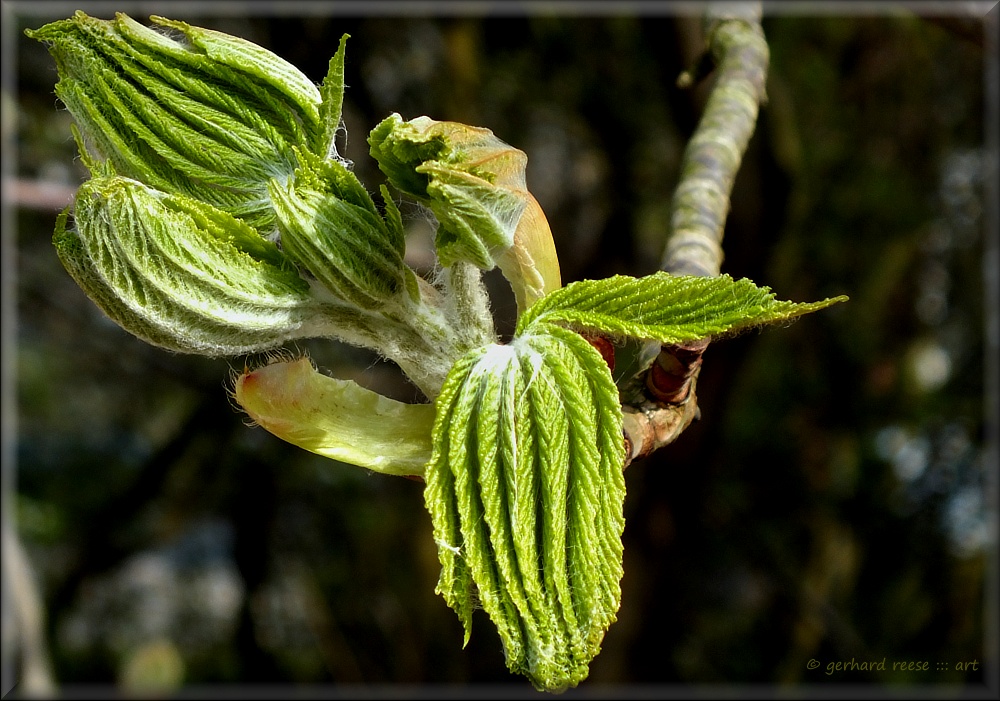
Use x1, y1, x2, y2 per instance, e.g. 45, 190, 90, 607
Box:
582, 334, 615, 373
647, 338, 709, 404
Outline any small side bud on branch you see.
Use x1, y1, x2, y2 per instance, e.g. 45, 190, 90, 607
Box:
625, 2, 771, 464
646, 338, 710, 404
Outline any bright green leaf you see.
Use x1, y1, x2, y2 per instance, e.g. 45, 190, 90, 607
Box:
317, 33, 349, 160
369, 114, 561, 312
517, 271, 848, 341
424, 323, 625, 692
267, 153, 408, 310
26, 12, 327, 231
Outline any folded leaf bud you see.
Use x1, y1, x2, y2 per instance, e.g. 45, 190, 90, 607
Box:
425, 324, 625, 692
269, 153, 408, 310
27, 12, 348, 232
56, 175, 331, 355
369, 114, 561, 313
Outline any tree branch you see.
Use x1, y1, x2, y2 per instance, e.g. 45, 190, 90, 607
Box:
623, 2, 769, 466
661, 2, 769, 278
622, 387, 702, 464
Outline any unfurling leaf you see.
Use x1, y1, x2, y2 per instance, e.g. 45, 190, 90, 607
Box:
56, 176, 333, 355
235, 356, 434, 476
26, 12, 347, 231
425, 323, 625, 692
268, 150, 410, 310
517, 271, 849, 341
317, 34, 350, 161
369, 114, 561, 313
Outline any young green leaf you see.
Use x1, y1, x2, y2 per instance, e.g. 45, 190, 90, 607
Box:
517, 271, 848, 341
56, 176, 335, 355
235, 356, 434, 476
26, 12, 334, 232
369, 114, 561, 312
425, 323, 625, 692
317, 34, 349, 160
268, 152, 409, 310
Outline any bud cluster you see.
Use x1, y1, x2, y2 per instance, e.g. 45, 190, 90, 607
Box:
29, 12, 847, 693
26, 12, 494, 396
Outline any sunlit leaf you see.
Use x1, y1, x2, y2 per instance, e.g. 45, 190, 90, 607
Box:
517, 271, 848, 342
425, 323, 624, 692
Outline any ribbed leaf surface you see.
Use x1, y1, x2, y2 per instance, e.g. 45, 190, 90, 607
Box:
368, 114, 561, 311
518, 271, 848, 342
425, 324, 625, 692
268, 155, 407, 310
56, 176, 326, 355
27, 12, 344, 232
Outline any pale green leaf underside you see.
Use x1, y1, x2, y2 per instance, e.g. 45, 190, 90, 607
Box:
517, 271, 848, 341
235, 357, 435, 476
368, 114, 562, 315
56, 176, 328, 356
425, 323, 625, 692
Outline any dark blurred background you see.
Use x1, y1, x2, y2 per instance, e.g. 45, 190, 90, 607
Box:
5, 1, 997, 695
